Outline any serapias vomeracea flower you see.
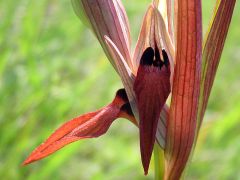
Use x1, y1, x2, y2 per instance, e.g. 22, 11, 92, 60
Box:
23, 0, 236, 179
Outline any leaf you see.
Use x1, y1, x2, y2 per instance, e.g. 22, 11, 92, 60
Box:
164, 0, 202, 179
23, 89, 135, 165
197, 0, 236, 130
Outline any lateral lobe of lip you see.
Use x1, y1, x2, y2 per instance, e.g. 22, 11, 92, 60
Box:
134, 47, 170, 175
23, 89, 136, 166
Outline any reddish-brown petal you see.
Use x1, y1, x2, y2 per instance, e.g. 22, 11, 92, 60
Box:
23, 89, 135, 165
134, 47, 171, 175
71, 0, 132, 71
198, 0, 236, 131
164, 0, 202, 179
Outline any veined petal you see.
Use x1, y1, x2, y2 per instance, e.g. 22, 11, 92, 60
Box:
198, 0, 236, 131
133, 5, 174, 84
104, 36, 139, 120
23, 89, 136, 165
154, 7, 175, 86
133, 5, 156, 71
156, 105, 169, 148
164, 0, 202, 179
153, 0, 168, 30
134, 47, 171, 175
153, 0, 174, 44
71, 0, 132, 71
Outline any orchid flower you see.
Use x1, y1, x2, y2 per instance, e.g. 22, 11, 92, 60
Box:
23, 0, 236, 179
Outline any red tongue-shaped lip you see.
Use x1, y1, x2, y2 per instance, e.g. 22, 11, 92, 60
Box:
134, 47, 171, 175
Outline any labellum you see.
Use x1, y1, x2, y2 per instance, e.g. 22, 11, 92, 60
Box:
134, 47, 170, 174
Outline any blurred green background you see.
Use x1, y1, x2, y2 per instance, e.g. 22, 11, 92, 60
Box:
0, 0, 239, 179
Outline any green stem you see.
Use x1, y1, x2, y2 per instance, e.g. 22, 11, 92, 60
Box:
154, 143, 165, 180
